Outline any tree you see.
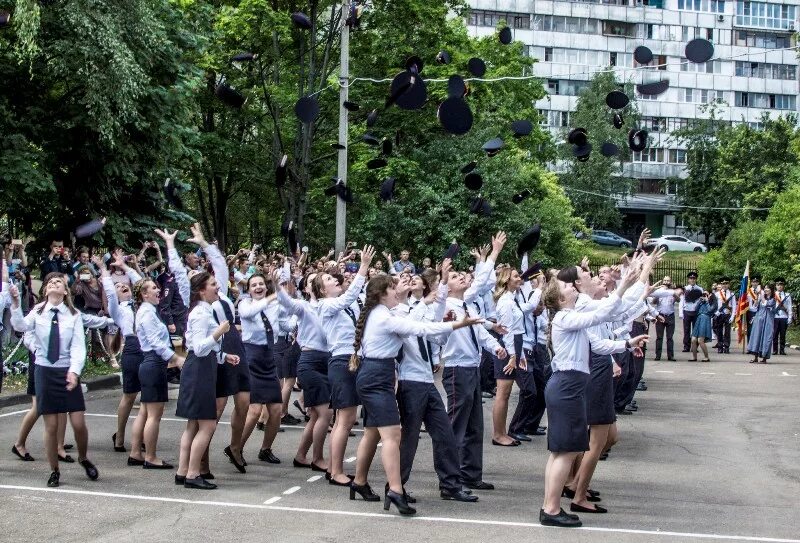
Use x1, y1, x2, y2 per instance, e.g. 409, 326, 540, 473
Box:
559, 70, 640, 229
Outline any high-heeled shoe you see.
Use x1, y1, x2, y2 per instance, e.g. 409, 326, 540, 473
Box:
384, 482, 416, 503
111, 433, 126, 453
329, 475, 354, 487
292, 458, 312, 468
349, 482, 380, 502
384, 489, 416, 515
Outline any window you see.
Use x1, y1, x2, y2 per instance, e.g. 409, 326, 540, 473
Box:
633, 148, 665, 162
735, 2, 796, 30
547, 80, 560, 94
735, 91, 795, 109
735, 61, 797, 79
610, 52, 617, 66
468, 10, 531, 29
545, 47, 553, 61
681, 60, 720, 73
684, 88, 694, 102
668, 149, 687, 163
537, 15, 600, 34
637, 179, 666, 194
603, 21, 636, 37
678, 0, 726, 12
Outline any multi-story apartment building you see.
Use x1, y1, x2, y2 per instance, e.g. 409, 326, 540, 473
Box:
466, 0, 799, 239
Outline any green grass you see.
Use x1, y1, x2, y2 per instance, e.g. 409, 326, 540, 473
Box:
786, 325, 800, 348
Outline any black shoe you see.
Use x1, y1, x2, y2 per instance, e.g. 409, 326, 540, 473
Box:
256, 422, 265, 431
625, 404, 638, 412
175, 474, 186, 485
293, 399, 307, 417
681, 349, 690, 352
184, 476, 217, 490
780, 351, 787, 355
12, 445, 34, 462
258, 448, 281, 464
464, 480, 494, 490
293, 458, 312, 469
481, 391, 494, 399
615, 409, 633, 415
80, 459, 99, 480
111, 433, 126, 453
143, 460, 174, 470
384, 489, 416, 515
539, 508, 582, 527
527, 428, 546, 436
441, 489, 478, 502
537, 426, 547, 432
599, 452, 609, 461
329, 475, 355, 487
350, 482, 380, 502
281, 414, 302, 425
636, 383, 648, 391
64, 444, 73, 450
47, 471, 60, 488
570, 502, 607, 514
200, 472, 215, 480
667, 357, 676, 361
508, 432, 531, 442
310, 462, 328, 473
127, 457, 145, 466
491, 439, 520, 447
384, 482, 416, 503
58, 453, 75, 463
224, 446, 246, 473
654, 356, 661, 361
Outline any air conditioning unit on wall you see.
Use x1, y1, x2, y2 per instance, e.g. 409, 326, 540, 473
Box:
717, 15, 724, 22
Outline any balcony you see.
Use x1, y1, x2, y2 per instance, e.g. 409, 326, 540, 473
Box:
602, 20, 637, 36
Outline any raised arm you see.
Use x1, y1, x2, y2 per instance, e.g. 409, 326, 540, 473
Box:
157, 228, 189, 306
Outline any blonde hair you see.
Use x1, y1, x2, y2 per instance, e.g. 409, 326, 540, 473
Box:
493, 267, 514, 303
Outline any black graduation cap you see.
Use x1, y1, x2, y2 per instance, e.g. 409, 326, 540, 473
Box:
231, 52, 256, 63
0, 11, 9, 28
470, 196, 491, 216
381, 138, 392, 156
343, 101, 360, 112
511, 120, 533, 137
482, 137, 504, 154
605, 90, 629, 110
687, 271, 698, 279
405, 56, 424, 74
275, 154, 288, 187
362, 133, 380, 146
325, 179, 354, 203
567, 128, 587, 146
685, 288, 703, 303
574, 143, 592, 161
517, 225, 541, 257
463, 172, 483, 191
521, 261, 543, 281
291, 12, 312, 30
438, 97, 473, 135
636, 79, 670, 96
388, 71, 427, 110
467, 57, 486, 77
512, 189, 532, 204
600, 142, 619, 158
436, 50, 451, 64
685, 38, 714, 63
287, 224, 297, 256
331, 143, 346, 150
294, 96, 320, 123
499, 26, 512, 45
280, 218, 293, 237
386, 72, 414, 108
633, 45, 653, 65
461, 161, 477, 174
367, 157, 388, 170
366, 109, 379, 127
164, 178, 184, 210
447, 75, 467, 99
719, 276, 731, 283
380, 177, 397, 202
215, 81, 245, 108
775, 277, 786, 284
443, 241, 459, 260
75, 218, 106, 239
613, 113, 624, 129
628, 129, 648, 152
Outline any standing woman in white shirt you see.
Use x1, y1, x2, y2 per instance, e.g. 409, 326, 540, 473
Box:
175, 271, 239, 489
314, 245, 374, 487
348, 274, 482, 515
8, 274, 99, 488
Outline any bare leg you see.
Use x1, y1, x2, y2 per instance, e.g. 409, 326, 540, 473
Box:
605, 423, 619, 452
353, 427, 380, 486
690, 338, 698, 360
57, 413, 68, 456
240, 403, 263, 452
329, 406, 357, 483
68, 411, 90, 461
294, 408, 316, 463
228, 391, 250, 462
572, 425, 610, 508
15, 398, 39, 455
143, 402, 165, 463
177, 420, 198, 477
115, 392, 138, 447
129, 403, 148, 461
491, 379, 515, 443
377, 425, 403, 494
42, 414, 59, 472
188, 420, 218, 479
310, 405, 332, 467
281, 377, 297, 417
260, 403, 283, 451
542, 451, 579, 515
699, 339, 709, 360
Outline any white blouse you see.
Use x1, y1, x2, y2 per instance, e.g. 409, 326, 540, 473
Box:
11, 302, 86, 375
359, 304, 455, 360
186, 301, 225, 362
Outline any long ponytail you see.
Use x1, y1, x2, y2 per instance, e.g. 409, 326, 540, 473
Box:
349, 274, 394, 372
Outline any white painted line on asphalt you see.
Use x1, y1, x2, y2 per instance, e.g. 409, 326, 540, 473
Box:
700, 372, 716, 375
781, 371, 797, 377
344, 456, 356, 463
655, 370, 674, 373
283, 486, 301, 495
0, 409, 28, 418
2, 485, 799, 543
735, 373, 752, 376
307, 475, 323, 482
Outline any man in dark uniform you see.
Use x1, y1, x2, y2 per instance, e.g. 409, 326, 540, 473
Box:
157, 268, 188, 383
773, 278, 792, 355
713, 278, 736, 354
681, 271, 703, 351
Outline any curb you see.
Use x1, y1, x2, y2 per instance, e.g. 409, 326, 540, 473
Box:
0, 373, 121, 409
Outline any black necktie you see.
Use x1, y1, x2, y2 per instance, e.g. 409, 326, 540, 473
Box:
344, 307, 357, 327
412, 301, 434, 368
220, 299, 235, 323
260, 311, 275, 344
47, 308, 60, 364
473, 300, 482, 316
396, 345, 404, 362
514, 296, 528, 335
462, 302, 479, 351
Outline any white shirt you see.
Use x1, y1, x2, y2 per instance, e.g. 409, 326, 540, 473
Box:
186, 301, 225, 362
239, 297, 280, 345
11, 302, 87, 375
775, 291, 793, 321
550, 293, 622, 374
714, 289, 736, 322
168, 248, 190, 306
102, 277, 135, 336
440, 296, 502, 367
496, 290, 535, 337
318, 274, 366, 357
136, 301, 175, 361
395, 284, 451, 382
276, 289, 327, 351
358, 304, 454, 359
650, 288, 677, 316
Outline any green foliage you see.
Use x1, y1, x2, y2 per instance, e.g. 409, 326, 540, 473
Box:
698, 220, 765, 289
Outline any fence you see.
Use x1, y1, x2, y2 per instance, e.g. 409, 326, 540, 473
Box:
588, 258, 700, 286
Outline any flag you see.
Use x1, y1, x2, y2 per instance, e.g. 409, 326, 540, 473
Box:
735, 260, 750, 344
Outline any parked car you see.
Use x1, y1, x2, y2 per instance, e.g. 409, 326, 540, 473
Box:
591, 230, 633, 248
646, 235, 707, 252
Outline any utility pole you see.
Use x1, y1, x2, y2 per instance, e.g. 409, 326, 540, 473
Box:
334, 0, 349, 254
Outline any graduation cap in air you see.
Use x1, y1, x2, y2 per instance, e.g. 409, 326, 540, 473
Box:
380, 177, 397, 202
388, 71, 427, 110
367, 157, 388, 170
325, 179, 354, 203
511, 120, 533, 137
343, 101, 360, 112
164, 178, 184, 210
574, 143, 592, 162
345, 2, 364, 28
366, 109, 379, 127
470, 196, 491, 216
436, 50, 451, 64
685, 38, 714, 63
281, 219, 297, 256
443, 240, 459, 260
467, 57, 486, 77
447, 75, 468, 99
613, 113, 624, 129
405, 56, 424, 75
231, 51, 256, 63
362, 133, 380, 146
461, 161, 477, 174
463, 172, 483, 191
215, 81, 245, 108
521, 261, 543, 281
381, 138, 392, 156
685, 288, 703, 303
512, 189, 531, 204
438, 97, 473, 135
294, 96, 320, 123
74, 218, 107, 239
499, 26, 512, 45
636, 79, 670, 96
517, 224, 541, 257
600, 142, 619, 158
633, 45, 653, 65
331, 143, 346, 150
0, 11, 10, 28
482, 137, 504, 155
275, 154, 289, 187
628, 129, 648, 152
567, 128, 587, 146
291, 12, 312, 30
605, 90, 629, 110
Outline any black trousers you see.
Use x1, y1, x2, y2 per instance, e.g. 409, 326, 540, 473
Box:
655, 313, 675, 359
479, 348, 496, 393
713, 315, 732, 351
397, 380, 461, 493
682, 311, 697, 351
442, 365, 483, 484
773, 318, 788, 353
508, 348, 537, 435
613, 350, 637, 411
621, 322, 647, 406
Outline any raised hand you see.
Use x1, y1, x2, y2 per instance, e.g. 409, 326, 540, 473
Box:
187, 222, 209, 248
439, 258, 452, 284
580, 256, 590, 271
154, 228, 179, 249
360, 245, 376, 267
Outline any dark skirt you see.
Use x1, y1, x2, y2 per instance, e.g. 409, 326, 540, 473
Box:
296, 349, 331, 408
329, 354, 361, 409
121, 335, 143, 394
176, 350, 219, 420
26, 351, 36, 396
544, 370, 590, 453
275, 337, 300, 379
35, 365, 86, 415
245, 342, 281, 405
139, 351, 169, 403
217, 325, 249, 397
586, 353, 615, 426
492, 353, 516, 380
355, 358, 399, 428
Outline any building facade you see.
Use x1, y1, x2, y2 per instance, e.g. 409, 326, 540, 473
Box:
466, 0, 799, 240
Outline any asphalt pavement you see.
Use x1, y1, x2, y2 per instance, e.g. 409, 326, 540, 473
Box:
1, 328, 799, 543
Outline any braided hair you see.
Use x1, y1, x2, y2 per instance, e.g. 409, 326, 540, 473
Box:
131, 278, 156, 333
349, 274, 394, 372
189, 271, 213, 309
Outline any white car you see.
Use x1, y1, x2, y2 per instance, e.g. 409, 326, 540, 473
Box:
647, 235, 707, 252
